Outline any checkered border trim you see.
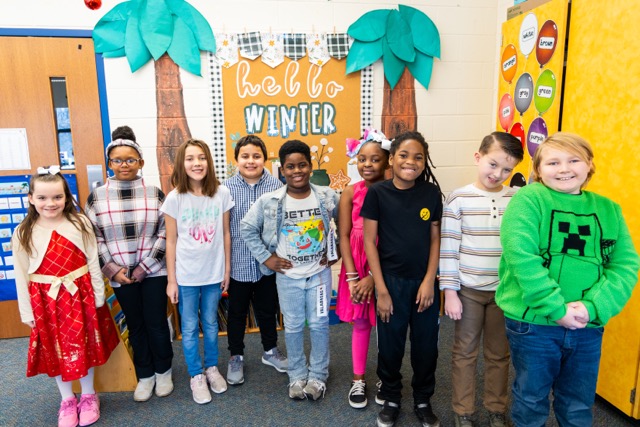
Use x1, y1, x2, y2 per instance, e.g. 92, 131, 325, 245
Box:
361, 65, 373, 134
208, 52, 229, 179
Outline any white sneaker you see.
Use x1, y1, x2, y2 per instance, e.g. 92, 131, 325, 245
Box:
190, 374, 212, 404
155, 368, 174, 397
133, 376, 155, 402
205, 366, 228, 394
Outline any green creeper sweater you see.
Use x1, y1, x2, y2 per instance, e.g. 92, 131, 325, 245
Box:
496, 182, 639, 327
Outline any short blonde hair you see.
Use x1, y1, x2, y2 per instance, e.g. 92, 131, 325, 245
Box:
532, 132, 596, 188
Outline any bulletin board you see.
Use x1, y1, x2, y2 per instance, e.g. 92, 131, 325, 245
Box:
219, 57, 362, 190
0, 174, 78, 302
497, 0, 569, 184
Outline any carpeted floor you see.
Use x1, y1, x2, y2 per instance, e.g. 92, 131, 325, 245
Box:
1, 317, 638, 426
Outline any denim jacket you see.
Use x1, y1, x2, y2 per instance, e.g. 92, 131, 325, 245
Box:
240, 184, 339, 276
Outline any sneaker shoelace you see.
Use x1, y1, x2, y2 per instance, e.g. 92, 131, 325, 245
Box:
350, 380, 366, 396
308, 379, 326, 397
271, 348, 286, 361
229, 357, 243, 372
192, 375, 206, 390
78, 395, 98, 413
59, 399, 76, 416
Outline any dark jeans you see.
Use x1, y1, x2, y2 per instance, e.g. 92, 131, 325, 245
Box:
227, 275, 279, 355
506, 318, 604, 427
376, 274, 440, 405
112, 275, 173, 379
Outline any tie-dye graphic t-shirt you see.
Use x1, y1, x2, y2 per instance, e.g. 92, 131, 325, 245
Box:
161, 187, 234, 286
276, 193, 326, 279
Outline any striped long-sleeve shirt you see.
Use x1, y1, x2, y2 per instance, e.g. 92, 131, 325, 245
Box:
439, 184, 518, 291
85, 177, 167, 286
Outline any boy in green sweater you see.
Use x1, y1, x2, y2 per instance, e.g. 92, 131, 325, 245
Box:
496, 132, 639, 427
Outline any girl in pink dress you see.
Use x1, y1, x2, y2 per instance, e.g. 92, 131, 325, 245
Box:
12, 170, 119, 427
337, 130, 390, 408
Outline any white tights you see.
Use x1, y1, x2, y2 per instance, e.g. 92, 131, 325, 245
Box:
55, 367, 95, 399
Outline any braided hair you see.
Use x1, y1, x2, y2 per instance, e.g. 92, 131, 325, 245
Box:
390, 131, 443, 199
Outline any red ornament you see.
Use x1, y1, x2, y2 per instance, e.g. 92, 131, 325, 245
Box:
84, 0, 102, 10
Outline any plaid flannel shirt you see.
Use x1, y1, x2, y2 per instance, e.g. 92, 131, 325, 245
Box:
85, 177, 167, 285
223, 170, 283, 282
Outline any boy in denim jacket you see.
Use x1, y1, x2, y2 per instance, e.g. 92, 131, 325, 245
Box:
241, 140, 339, 401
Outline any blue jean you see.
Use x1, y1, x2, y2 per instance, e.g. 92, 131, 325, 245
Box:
276, 268, 331, 383
178, 284, 222, 377
505, 318, 604, 427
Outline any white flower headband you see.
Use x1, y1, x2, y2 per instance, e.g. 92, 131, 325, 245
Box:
345, 129, 392, 158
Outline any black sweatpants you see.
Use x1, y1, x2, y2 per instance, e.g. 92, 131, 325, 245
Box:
376, 274, 440, 405
112, 275, 173, 379
227, 275, 279, 355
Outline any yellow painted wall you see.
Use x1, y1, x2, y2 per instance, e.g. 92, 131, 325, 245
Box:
562, 0, 640, 417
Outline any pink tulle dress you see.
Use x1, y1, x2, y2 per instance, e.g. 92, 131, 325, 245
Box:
336, 180, 376, 326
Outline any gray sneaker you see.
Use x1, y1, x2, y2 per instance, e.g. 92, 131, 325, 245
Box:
262, 347, 288, 373
303, 379, 326, 401
453, 413, 474, 427
226, 355, 244, 385
288, 379, 307, 400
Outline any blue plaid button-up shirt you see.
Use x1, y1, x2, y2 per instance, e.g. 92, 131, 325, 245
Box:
223, 170, 283, 282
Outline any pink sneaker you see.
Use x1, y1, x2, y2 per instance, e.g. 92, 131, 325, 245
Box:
78, 394, 100, 426
58, 396, 78, 427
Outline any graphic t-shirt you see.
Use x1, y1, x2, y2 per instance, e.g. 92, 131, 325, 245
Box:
276, 193, 325, 279
161, 187, 234, 286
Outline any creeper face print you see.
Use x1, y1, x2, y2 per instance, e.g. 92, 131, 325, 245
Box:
544, 211, 603, 288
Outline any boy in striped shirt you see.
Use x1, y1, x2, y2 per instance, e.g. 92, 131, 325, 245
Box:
439, 132, 524, 427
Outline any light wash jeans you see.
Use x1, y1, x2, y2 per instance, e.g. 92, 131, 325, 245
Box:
276, 268, 331, 383
505, 318, 604, 427
178, 283, 222, 377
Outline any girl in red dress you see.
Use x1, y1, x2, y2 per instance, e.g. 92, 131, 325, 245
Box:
12, 169, 119, 427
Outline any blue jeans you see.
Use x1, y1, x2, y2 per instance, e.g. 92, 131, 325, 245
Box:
505, 318, 604, 427
276, 269, 331, 383
178, 284, 222, 377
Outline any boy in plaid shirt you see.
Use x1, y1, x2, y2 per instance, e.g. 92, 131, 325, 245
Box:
222, 135, 287, 385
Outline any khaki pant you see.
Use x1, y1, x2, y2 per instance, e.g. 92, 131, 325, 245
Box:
450, 286, 510, 416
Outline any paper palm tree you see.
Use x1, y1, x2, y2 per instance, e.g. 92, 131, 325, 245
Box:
92, 0, 216, 191
346, 5, 440, 137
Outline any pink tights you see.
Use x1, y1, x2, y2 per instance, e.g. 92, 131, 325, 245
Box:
352, 318, 372, 376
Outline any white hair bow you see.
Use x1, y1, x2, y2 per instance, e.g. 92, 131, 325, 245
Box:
37, 165, 61, 175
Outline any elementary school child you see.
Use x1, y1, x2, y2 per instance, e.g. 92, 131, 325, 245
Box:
223, 135, 287, 385
240, 140, 339, 401
13, 170, 119, 427
496, 132, 640, 426
85, 135, 174, 403
162, 139, 234, 405
361, 131, 443, 427
439, 132, 524, 427
337, 129, 390, 408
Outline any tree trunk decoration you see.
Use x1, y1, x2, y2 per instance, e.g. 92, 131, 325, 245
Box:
155, 54, 192, 193
381, 68, 417, 139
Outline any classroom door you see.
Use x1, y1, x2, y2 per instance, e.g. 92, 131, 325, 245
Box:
0, 36, 106, 338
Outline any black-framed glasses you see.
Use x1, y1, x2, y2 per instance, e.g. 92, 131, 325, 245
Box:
109, 158, 141, 166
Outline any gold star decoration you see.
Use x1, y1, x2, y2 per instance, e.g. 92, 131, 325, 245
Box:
328, 169, 351, 191
223, 40, 229, 47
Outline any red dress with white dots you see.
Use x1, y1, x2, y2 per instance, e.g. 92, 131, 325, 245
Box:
26, 231, 119, 381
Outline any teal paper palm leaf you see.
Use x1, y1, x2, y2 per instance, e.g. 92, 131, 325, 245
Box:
93, 0, 216, 75
346, 4, 440, 90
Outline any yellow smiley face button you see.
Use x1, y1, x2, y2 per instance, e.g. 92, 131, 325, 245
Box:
420, 208, 431, 221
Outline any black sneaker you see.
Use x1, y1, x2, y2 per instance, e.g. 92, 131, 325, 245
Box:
415, 402, 440, 427
348, 380, 367, 409
377, 401, 400, 427
375, 380, 385, 405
